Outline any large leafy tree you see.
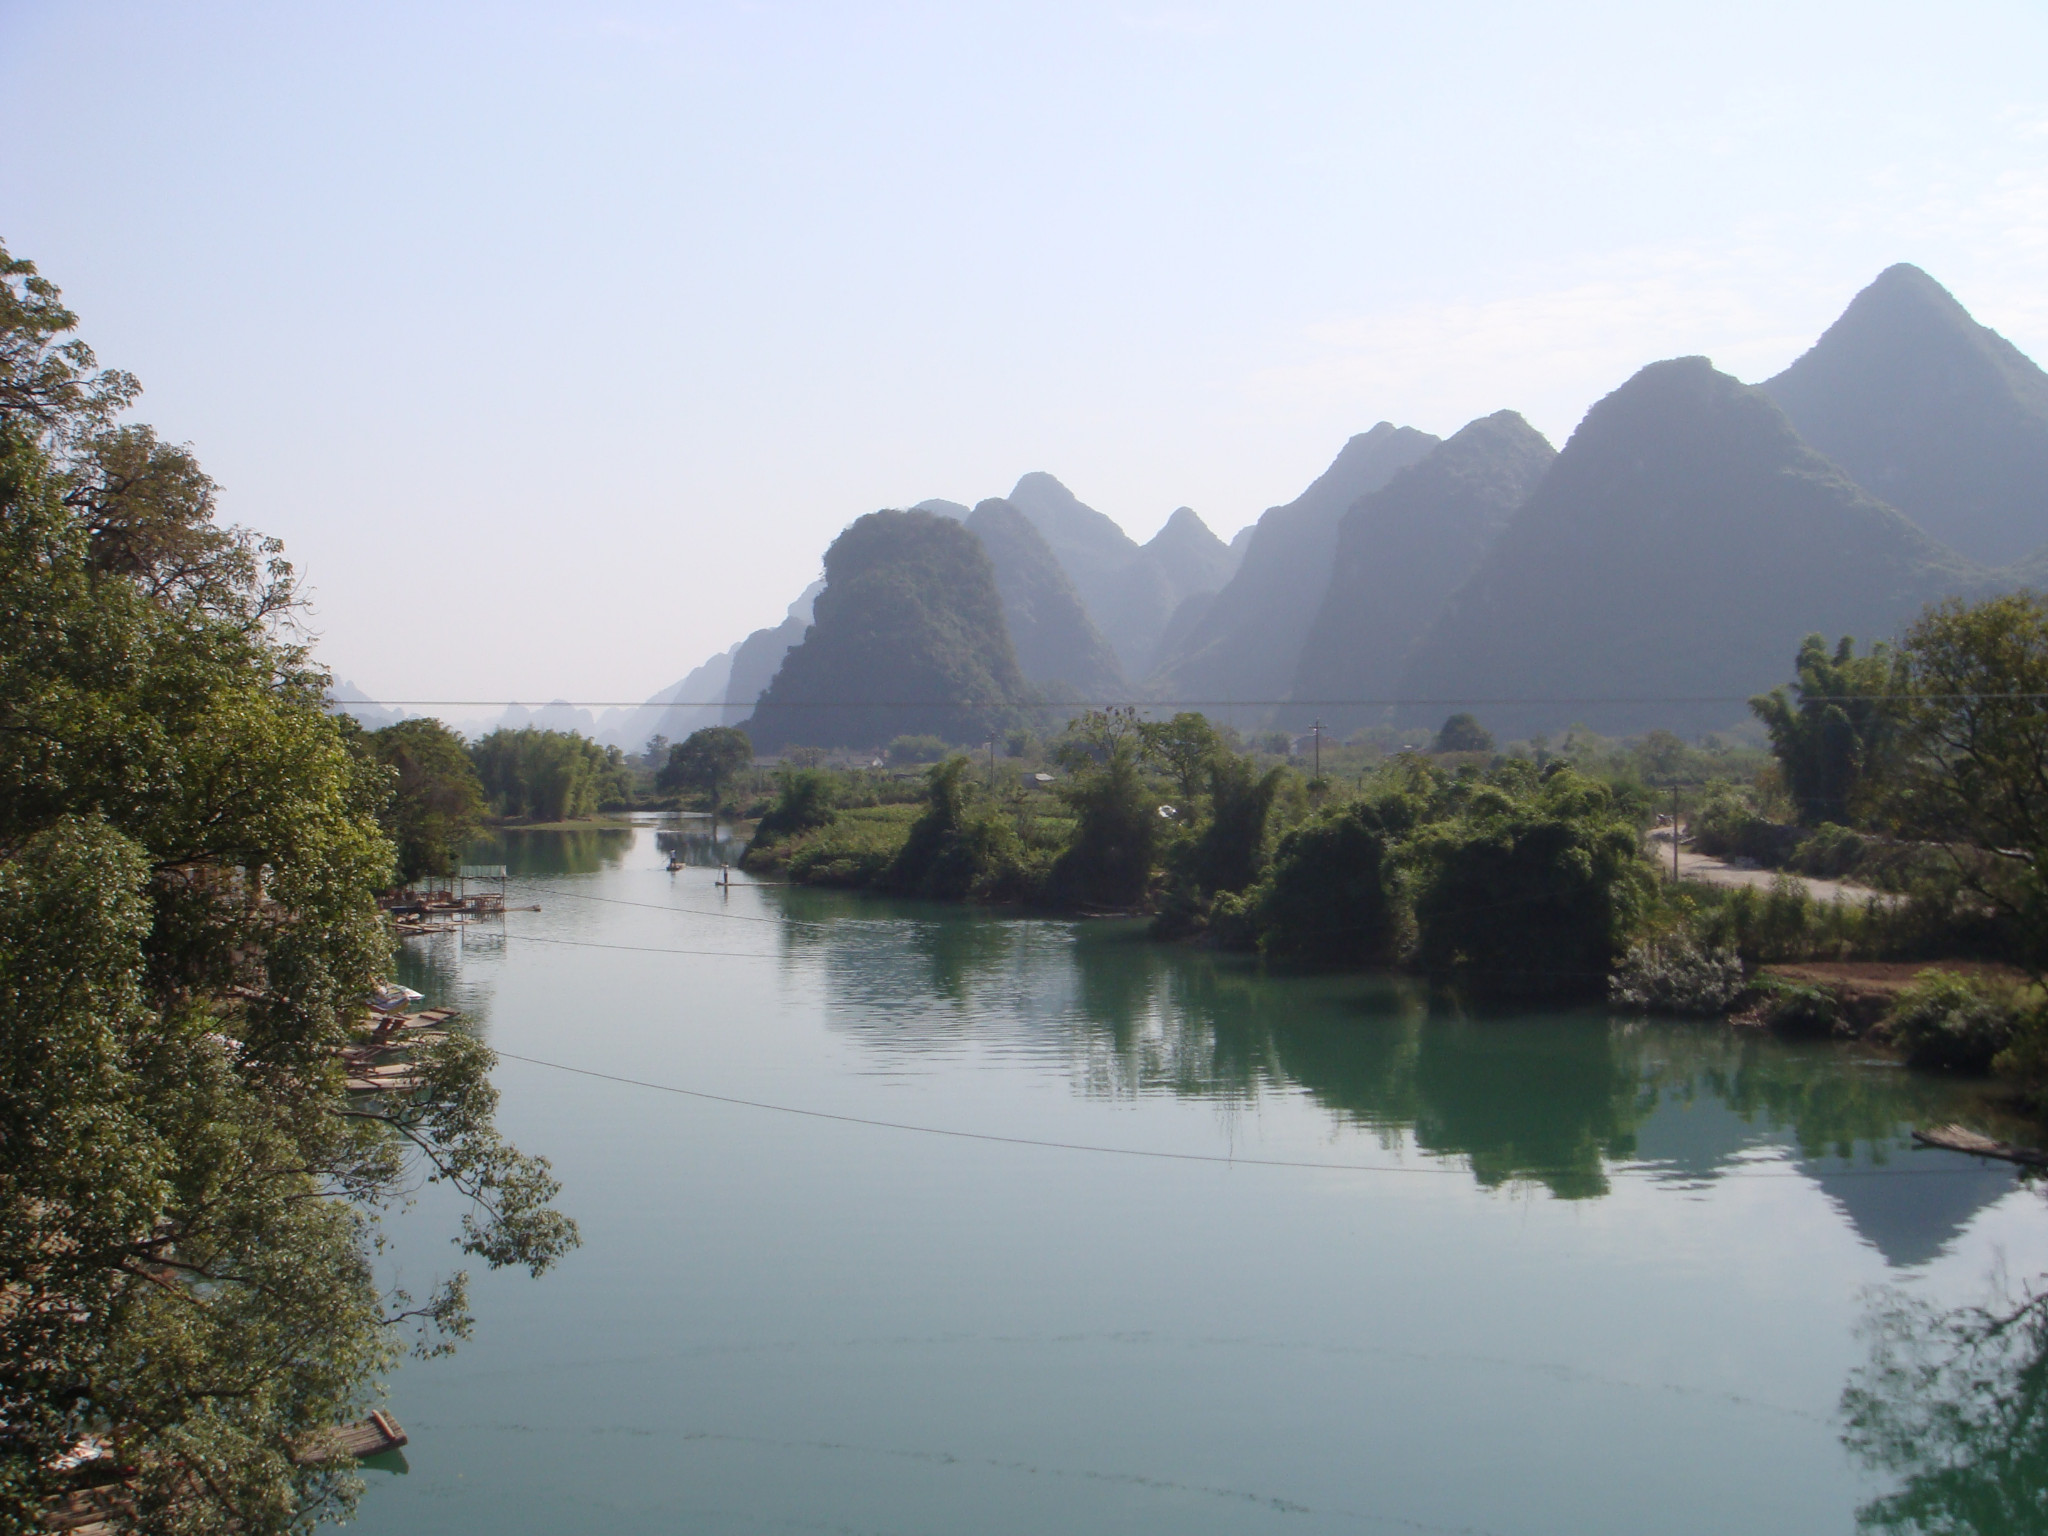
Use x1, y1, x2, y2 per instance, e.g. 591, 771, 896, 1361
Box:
1893, 593, 2048, 974
1048, 715, 1159, 908
365, 718, 487, 881
1750, 633, 1907, 825
0, 242, 575, 1534
657, 725, 753, 813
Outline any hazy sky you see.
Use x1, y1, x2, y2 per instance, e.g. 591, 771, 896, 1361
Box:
5, 1, 2047, 707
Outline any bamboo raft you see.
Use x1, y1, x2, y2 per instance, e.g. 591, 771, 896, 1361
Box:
42, 1416, 408, 1532
1912, 1123, 2048, 1167
342, 1008, 458, 1092
293, 1411, 409, 1464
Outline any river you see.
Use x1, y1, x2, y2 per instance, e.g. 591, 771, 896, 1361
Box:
355, 819, 2048, 1535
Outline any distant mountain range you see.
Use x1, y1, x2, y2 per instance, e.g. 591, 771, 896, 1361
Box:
1288, 411, 1556, 736
357, 261, 2048, 755
1398, 355, 1982, 737
1148, 422, 1440, 727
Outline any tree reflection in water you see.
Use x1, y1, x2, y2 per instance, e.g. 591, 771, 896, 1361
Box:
786, 900, 2022, 1209
1844, 1268, 2048, 1534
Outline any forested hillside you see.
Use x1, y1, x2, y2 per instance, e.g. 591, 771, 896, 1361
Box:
746, 510, 1033, 749
1146, 422, 1439, 723
1289, 410, 1554, 734
964, 498, 1125, 698
1761, 263, 2048, 567
1398, 356, 1981, 736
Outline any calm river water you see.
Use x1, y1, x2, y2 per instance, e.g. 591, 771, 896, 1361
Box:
356, 820, 2047, 1535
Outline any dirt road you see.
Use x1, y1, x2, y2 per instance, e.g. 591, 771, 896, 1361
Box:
1644, 826, 1898, 906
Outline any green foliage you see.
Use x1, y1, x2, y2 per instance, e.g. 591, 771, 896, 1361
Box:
783, 804, 919, 887
885, 757, 1042, 901
1137, 712, 1221, 806
1895, 592, 2048, 973
1750, 633, 1905, 826
655, 725, 753, 812
1788, 821, 1870, 879
1188, 753, 1286, 896
1688, 779, 1800, 865
1409, 768, 1654, 1000
472, 726, 628, 821
1047, 731, 1158, 908
747, 766, 841, 852
1251, 791, 1418, 963
1433, 712, 1494, 754
1885, 972, 2023, 1073
1743, 977, 1849, 1037
0, 246, 573, 1534
365, 717, 486, 881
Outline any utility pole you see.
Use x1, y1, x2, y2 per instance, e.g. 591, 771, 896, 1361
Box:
986, 734, 996, 789
1672, 782, 1681, 883
1311, 719, 1324, 779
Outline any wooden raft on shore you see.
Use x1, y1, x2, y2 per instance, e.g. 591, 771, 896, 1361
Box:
293, 1411, 409, 1464
342, 1008, 459, 1093
42, 1417, 408, 1532
1913, 1123, 2048, 1168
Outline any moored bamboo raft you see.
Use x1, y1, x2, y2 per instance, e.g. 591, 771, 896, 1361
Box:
1912, 1123, 2048, 1167
292, 1410, 409, 1465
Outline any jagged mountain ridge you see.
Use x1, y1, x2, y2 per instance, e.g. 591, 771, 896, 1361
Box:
1146, 422, 1441, 724
1003, 473, 1239, 677
964, 498, 1126, 698
1287, 411, 1556, 735
1760, 264, 2048, 567
1398, 356, 1985, 738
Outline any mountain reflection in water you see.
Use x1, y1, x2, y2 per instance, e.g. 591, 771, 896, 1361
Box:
770, 891, 2020, 1258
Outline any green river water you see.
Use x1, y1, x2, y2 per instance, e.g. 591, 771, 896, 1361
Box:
354, 819, 2047, 1535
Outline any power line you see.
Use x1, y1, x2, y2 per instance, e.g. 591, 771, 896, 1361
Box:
339, 694, 2048, 709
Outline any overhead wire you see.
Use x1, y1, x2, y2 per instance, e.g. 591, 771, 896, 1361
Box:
486, 1048, 2018, 1182
343, 692, 2048, 709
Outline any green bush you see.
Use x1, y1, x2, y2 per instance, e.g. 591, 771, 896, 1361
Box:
781, 804, 918, 886
1885, 972, 2022, 1073
1410, 768, 1652, 1000
883, 757, 1045, 901
1747, 977, 1848, 1037
1690, 780, 1800, 866
1251, 792, 1418, 964
750, 767, 841, 844
1046, 738, 1157, 909
1787, 821, 1868, 880
1189, 754, 1286, 896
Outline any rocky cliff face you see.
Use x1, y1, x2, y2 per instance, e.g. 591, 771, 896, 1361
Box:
964, 498, 1126, 700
